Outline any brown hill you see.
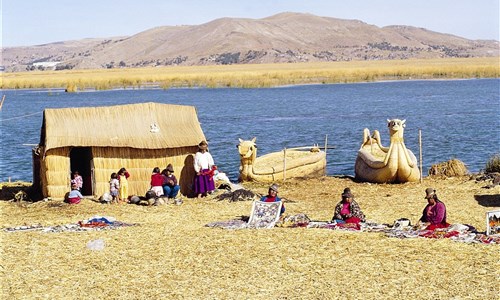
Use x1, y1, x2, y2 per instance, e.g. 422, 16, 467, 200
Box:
2, 12, 499, 72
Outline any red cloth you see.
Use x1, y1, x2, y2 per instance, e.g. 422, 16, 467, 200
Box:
345, 217, 362, 224
68, 197, 81, 204
263, 196, 277, 203
425, 223, 450, 231
150, 173, 164, 187
200, 168, 215, 180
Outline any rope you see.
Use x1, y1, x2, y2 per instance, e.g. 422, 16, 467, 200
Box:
1, 111, 42, 122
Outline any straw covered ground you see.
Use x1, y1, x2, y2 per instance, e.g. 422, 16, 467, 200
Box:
1, 176, 499, 299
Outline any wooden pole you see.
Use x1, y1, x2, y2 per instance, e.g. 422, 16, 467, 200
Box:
324, 135, 328, 176
0, 95, 6, 111
419, 129, 423, 184
283, 148, 287, 182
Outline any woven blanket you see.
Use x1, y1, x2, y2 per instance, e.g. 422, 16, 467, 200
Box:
4, 216, 137, 233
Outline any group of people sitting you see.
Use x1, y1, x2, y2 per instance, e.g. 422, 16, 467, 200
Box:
149, 164, 181, 200
260, 184, 449, 230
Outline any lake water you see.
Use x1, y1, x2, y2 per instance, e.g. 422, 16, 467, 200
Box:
1, 79, 499, 182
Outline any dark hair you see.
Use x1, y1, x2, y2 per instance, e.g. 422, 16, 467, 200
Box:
111, 172, 117, 179
153, 167, 160, 174
118, 167, 126, 174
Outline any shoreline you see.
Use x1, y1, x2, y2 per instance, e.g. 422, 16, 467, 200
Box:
1, 77, 496, 93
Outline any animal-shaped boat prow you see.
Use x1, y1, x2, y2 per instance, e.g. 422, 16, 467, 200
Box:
354, 119, 420, 183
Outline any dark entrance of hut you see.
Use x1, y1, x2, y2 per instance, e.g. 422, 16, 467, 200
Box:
70, 147, 94, 196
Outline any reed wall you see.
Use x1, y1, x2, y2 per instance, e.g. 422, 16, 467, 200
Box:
40, 146, 198, 199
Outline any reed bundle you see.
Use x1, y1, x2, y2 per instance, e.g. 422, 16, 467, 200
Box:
428, 159, 469, 177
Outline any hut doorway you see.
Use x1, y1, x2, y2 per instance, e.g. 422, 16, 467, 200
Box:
70, 147, 94, 196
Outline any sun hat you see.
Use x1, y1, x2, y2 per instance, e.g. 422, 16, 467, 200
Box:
269, 184, 279, 192
166, 164, 174, 172
425, 188, 436, 199
341, 188, 353, 198
198, 140, 208, 150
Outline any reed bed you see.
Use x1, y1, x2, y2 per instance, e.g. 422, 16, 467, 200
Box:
1, 176, 498, 299
1, 57, 498, 91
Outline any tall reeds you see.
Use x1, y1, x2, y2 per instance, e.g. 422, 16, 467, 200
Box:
1, 57, 498, 91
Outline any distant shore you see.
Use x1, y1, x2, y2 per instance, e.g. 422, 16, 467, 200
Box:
1, 57, 498, 92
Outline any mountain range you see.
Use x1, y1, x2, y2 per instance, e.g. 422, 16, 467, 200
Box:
2, 12, 499, 72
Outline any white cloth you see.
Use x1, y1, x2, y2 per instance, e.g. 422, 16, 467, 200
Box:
151, 186, 164, 197
194, 151, 214, 172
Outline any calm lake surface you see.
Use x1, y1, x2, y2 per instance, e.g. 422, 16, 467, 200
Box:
1, 79, 499, 182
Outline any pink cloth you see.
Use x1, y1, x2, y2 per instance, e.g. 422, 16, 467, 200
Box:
340, 202, 350, 215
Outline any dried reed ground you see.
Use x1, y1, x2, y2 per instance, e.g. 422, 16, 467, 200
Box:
1, 177, 499, 299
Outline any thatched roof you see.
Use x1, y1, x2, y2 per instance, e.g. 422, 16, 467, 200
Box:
40, 102, 206, 151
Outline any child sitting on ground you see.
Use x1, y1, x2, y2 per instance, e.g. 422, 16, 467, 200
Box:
67, 184, 83, 204
150, 167, 164, 197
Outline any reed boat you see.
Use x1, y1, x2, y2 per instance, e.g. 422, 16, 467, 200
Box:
237, 138, 326, 182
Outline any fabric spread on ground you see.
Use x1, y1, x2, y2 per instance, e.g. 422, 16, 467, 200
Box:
207, 213, 499, 244
3, 216, 137, 233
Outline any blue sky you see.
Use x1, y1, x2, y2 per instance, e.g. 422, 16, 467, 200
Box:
1, 0, 499, 47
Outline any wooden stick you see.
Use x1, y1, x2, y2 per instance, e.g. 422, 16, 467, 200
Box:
419, 129, 423, 184
283, 148, 287, 182
324, 135, 328, 176
0, 95, 5, 111
287, 146, 336, 150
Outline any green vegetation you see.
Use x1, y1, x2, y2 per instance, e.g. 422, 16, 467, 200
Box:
485, 154, 500, 173
1, 57, 498, 91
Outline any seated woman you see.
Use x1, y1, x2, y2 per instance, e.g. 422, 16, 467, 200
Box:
260, 184, 285, 216
162, 164, 180, 199
331, 188, 366, 224
418, 188, 449, 230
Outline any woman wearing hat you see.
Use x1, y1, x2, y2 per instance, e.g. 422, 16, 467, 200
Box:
331, 188, 366, 224
418, 188, 449, 230
260, 184, 285, 215
194, 140, 216, 198
162, 164, 180, 199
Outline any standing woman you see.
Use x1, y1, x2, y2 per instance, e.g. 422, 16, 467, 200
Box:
193, 140, 216, 198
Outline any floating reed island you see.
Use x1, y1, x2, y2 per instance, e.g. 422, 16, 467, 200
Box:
1, 174, 499, 299
1, 57, 498, 91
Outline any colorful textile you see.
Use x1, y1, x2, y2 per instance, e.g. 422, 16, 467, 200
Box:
260, 195, 285, 215
248, 201, 283, 229
4, 216, 137, 233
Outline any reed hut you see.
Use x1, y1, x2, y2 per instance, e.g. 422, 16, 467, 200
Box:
33, 102, 206, 199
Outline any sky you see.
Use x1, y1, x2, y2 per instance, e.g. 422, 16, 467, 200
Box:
1, 0, 499, 47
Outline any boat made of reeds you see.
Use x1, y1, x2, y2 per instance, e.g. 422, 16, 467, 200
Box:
237, 138, 326, 182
